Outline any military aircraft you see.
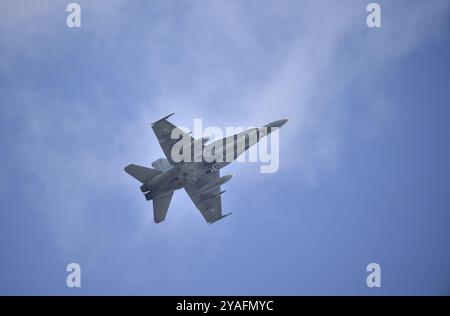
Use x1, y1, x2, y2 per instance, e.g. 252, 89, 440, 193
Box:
124, 113, 288, 224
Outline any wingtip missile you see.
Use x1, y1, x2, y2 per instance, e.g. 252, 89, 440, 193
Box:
208, 212, 233, 225
151, 112, 175, 126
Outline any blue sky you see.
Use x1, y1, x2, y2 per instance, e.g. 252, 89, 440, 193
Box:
1, 0, 450, 295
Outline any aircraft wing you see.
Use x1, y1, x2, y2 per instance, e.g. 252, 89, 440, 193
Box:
151, 113, 194, 165
153, 192, 174, 223
184, 165, 226, 224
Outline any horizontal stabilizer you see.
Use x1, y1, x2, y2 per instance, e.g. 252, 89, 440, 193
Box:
153, 192, 174, 223
124, 164, 161, 183
208, 212, 232, 225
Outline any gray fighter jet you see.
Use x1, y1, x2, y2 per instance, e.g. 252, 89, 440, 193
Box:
125, 113, 288, 224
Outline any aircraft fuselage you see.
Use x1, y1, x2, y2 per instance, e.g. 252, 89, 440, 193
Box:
141, 120, 289, 201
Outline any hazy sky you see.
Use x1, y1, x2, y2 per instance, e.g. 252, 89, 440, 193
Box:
1, 0, 449, 295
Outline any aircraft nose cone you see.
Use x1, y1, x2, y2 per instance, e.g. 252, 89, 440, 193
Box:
265, 118, 290, 129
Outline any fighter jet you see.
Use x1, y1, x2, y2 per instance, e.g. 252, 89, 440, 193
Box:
124, 113, 289, 224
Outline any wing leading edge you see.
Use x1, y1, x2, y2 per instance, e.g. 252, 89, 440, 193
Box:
151, 113, 194, 165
